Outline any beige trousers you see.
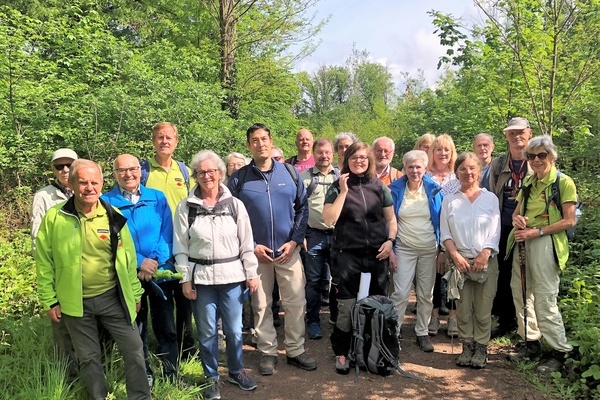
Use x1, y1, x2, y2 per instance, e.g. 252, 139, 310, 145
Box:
251, 248, 307, 357
510, 235, 572, 352
456, 257, 499, 345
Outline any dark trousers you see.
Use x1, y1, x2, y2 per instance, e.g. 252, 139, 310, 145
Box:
491, 224, 517, 328
62, 288, 151, 400
302, 228, 334, 325
330, 249, 389, 356
148, 280, 195, 378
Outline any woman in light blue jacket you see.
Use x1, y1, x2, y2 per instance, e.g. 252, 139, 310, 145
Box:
389, 150, 444, 353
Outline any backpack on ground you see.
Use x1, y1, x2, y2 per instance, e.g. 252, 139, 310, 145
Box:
140, 159, 190, 190
349, 295, 400, 376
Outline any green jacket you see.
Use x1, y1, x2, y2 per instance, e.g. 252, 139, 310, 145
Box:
36, 197, 143, 324
506, 166, 575, 270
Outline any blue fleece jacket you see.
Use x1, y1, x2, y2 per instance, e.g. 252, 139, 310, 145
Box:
389, 174, 443, 245
228, 160, 308, 251
101, 185, 174, 274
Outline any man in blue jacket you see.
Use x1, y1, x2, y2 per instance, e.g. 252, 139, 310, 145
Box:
102, 154, 177, 385
229, 123, 316, 376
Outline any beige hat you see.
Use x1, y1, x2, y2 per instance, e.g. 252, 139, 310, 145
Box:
51, 148, 79, 162
503, 117, 530, 131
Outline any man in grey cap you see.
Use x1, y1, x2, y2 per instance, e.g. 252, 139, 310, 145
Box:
31, 147, 79, 379
488, 117, 533, 341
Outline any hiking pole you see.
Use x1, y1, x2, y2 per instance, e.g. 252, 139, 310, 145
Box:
518, 241, 528, 359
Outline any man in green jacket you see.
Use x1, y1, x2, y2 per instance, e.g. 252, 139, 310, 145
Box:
36, 159, 150, 400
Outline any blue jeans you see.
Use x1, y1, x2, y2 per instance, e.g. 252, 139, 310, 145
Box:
192, 282, 244, 380
303, 228, 333, 325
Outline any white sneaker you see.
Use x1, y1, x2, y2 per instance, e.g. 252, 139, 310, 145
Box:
428, 317, 440, 336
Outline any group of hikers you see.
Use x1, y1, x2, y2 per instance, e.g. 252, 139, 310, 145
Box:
32, 118, 577, 400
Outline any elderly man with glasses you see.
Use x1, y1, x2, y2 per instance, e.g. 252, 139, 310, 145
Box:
102, 154, 176, 386
31, 147, 79, 380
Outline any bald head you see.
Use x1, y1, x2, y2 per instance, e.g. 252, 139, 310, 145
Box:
295, 128, 314, 155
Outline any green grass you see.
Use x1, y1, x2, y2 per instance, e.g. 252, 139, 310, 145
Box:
0, 316, 208, 400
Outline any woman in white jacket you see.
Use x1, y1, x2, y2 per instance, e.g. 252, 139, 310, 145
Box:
174, 150, 259, 400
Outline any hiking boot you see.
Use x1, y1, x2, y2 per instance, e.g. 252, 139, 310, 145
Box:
307, 322, 323, 340
428, 317, 440, 336
228, 370, 257, 391
470, 343, 488, 369
259, 354, 278, 375
456, 342, 475, 367
335, 355, 350, 375
287, 352, 317, 371
416, 335, 434, 352
537, 351, 567, 377
507, 340, 542, 362
203, 380, 221, 400
447, 317, 458, 338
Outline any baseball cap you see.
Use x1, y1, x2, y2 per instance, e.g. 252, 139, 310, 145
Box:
51, 148, 79, 162
503, 117, 530, 131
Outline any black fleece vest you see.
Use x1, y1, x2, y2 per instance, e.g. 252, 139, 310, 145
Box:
332, 174, 387, 251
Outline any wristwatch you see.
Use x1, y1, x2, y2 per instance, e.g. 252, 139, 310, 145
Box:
387, 237, 397, 247
539, 228, 544, 237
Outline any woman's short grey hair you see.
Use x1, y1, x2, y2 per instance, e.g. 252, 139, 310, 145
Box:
190, 150, 226, 182
526, 135, 558, 161
403, 150, 428, 167
226, 152, 247, 165
334, 132, 358, 150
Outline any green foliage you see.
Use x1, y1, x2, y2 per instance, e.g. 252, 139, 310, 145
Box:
0, 224, 38, 319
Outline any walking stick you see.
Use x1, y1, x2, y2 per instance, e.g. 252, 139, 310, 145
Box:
518, 241, 528, 358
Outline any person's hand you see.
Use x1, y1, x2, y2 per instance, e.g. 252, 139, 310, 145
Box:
514, 228, 539, 243
436, 252, 448, 274
246, 277, 260, 294
388, 250, 398, 272
376, 240, 393, 260
254, 244, 274, 263
339, 173, 349, 194
182, 281, 196, 300
135, 302, 141, 313
512, 215, 529, 230
47, 305, 62, 323
137, 270, 153, 281
274, 241, 297, 264
472, 250, 490, 272
139, 258, 158, 279
450, 252, 470, 273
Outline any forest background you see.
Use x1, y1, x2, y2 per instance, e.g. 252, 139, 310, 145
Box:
0, 0, 599, 399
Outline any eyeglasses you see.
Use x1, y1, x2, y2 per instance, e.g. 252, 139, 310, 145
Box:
196, 169, 219, 178
53, 163, 72, 170
526, 152, 549, 161
115, 166, 140, 174
272, 156, 283, 161
349, 155, 368, 162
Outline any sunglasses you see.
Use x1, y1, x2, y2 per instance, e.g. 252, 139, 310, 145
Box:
53, 163, 72, 170
526, 152, 549, 161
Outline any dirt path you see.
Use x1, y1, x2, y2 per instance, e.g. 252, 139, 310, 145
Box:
218, 302, 553, 400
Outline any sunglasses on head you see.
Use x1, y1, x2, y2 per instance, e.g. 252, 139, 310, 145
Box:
526, 152, 548, 161
53, 163, 72, 170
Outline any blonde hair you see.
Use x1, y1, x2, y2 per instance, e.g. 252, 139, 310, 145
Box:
152, 122, 178, 140
428, 134, 457, 172
414, 133, 436, 151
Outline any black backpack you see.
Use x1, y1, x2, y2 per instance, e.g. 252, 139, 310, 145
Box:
349, 295, 400, 376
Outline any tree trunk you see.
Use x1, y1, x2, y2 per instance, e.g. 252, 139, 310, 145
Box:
219, 0, 239, 119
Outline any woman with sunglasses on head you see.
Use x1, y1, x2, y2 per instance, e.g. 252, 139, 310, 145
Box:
173, 150, 260, 399
508, 135, 577, 376
322, 142, 397, 375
